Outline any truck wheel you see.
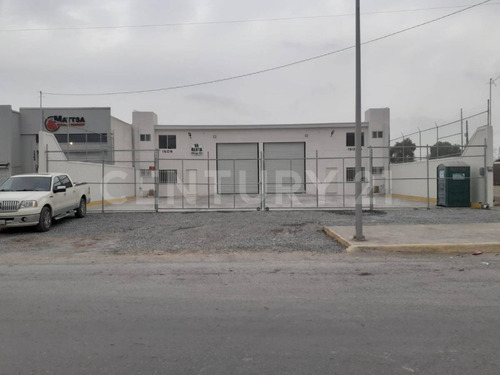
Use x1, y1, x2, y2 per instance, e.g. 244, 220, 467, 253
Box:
75, 197, 87, 218
36, 206, 52, 232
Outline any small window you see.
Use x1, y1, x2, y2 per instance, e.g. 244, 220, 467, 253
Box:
52, 176, 62, 189
346, 167, 366, 182
372, 167, 384, 175
59, 175, 73, 188
140, 134, 151, 142
346, 132, 364, 147
159, 135, 176, 149
372, 131, 383, 139
159, 169, 177, 184
140, 169, 152, 177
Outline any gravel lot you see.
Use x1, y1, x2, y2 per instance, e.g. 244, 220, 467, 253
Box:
1, 207, 500, 257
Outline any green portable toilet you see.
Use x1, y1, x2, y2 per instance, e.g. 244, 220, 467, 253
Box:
436, 161, 470, 207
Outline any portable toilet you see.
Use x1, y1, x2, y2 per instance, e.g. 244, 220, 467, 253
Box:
436, 161, 470, 207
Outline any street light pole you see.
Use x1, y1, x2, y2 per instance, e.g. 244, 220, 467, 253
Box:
354, 0, 364, 240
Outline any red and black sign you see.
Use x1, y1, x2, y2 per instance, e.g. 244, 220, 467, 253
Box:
44, 115, 85, 132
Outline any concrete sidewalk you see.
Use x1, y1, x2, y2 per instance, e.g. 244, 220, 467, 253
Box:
324, 223, 500, 253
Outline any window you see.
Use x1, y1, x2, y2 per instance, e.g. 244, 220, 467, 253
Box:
372, 131, 383, 139
159, 135, 176, 149
140, 169, 152, 178
54, 133, 107, 143
346, 167, 366, 182
140, 134, 151, 142
346, 132, 364, 147
58, 175, 73, 188
159, 169, 177, 184
372, 166, 384, 175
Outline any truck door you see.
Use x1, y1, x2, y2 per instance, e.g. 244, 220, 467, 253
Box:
58, 175, 77, 211
51, 176, 67, 215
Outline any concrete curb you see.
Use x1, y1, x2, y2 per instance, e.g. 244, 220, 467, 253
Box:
323, 226, 500, 254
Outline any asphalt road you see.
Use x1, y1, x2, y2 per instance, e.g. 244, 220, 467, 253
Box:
1, 252, 499, 375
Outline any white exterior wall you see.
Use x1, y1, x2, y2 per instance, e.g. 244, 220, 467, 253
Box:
0, 105, 22, 182
390, 125, 494, 206
39, 132, 135, 204
134, 108, 390, 198
111, 116, 134, 166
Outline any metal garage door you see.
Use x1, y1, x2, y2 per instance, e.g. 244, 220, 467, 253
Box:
264, 142, 305, 193
217, 143, 259, 194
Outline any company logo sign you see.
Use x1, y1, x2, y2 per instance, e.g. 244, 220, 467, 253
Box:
44, 115, 86, 132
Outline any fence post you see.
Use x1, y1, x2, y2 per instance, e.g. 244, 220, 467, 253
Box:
101, 159, 105, 214
342, 157, 345, 208
260, 151, 264, 211
263, 150, 266, 210
484, 139, 488, 207
45, 144, 49, 173
426, 145, 430, 210
155, 149, 159, 213
460, 108, 464, 152
289, 159, 293, 208
233, 159, 236, 209
207, 151, 210, 209
369, 147, 374, 211
181, 158, 184, 210
315, 150, 319, 208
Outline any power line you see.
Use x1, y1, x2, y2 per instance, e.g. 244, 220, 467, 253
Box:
45, 0, 492, 97
2, 3, 498, 33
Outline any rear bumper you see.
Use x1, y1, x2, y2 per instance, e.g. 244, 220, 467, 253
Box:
0, 213, 40, 228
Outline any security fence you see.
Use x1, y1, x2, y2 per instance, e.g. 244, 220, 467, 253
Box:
45, 142, 491, 212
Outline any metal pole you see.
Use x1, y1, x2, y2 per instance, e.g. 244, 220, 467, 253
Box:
181, 159, 184, 210
426, 145, 430, 210
207, 151, 210, 209
401, 132, 405, 163
484, 139, 488, 207
289, 159, 292, 208
433, 123, 438, 159
369, 147, 373, 211
260, 151, 264, 210
315, 150, 319, 208
101, 159, 105, 214
155, 149, 159, 212
342, 157, 346, 208
418, 128, 422, 160
45, 144, 49, 173
354, 0, 364, 240
460, 108, 464, 152
466, 120, 469, 145
233, 159, 236, 209
263, 150, 266, 210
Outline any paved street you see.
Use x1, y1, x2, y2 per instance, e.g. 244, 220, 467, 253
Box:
1, 252, 499, 375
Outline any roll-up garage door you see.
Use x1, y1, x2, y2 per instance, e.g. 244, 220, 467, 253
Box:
264, 142, 305, 193
217, 143, 259, 194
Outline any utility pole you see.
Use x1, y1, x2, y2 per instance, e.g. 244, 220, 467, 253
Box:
354, 0, 364, 240
490, 76, 499, 127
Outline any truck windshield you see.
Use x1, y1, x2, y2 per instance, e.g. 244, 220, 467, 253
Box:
0, 176, 52, 192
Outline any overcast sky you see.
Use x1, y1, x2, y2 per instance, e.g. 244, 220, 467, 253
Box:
1, 0, 499, 154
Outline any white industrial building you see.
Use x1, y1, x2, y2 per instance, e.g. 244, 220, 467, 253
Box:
132, 108, 390, 198
2, 104, 493, 208
0, 106, 390, 203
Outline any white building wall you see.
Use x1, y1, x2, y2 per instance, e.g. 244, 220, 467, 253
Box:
135, 108, 390, 198
111, 116, 134, 166
39, 131, 135, 204
390, 125, 494, 206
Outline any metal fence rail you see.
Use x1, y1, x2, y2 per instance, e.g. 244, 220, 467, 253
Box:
45, 143, 490, 212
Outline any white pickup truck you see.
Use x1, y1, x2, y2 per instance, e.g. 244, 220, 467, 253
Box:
0, 172, 90, 232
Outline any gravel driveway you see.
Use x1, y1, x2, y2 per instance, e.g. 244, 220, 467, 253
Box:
1, 208, 500, 257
